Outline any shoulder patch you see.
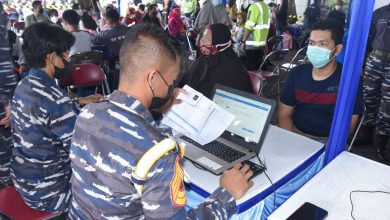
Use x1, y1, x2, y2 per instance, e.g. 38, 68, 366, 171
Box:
170, 156, 186, 207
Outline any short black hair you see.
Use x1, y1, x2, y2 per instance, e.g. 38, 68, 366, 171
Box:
48, 9, 58, 17
105, 8, 119, 22
62, 10, 80, 26
138, 4, 145, 11
311, 19, 343, 45
72, 3, 80, 10
32, 1, 41, 8
119, 23, 183, 82
147, 4, 157, 11
22, 23, 75, 68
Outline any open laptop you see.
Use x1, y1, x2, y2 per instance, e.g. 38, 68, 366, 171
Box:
180, 84, 276, 175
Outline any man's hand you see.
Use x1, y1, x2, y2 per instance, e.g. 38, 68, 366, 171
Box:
79, 94, 105, 105
0, 106, 11, 128
240, 42, 245, 52
220, 163, 254, 200
156, 88, 185, 114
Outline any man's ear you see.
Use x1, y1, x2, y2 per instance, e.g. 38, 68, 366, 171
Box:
335, 44, 343, 56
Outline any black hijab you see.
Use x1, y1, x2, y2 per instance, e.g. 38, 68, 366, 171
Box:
182, 23, 252, 98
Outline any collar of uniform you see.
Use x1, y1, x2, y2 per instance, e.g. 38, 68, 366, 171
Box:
108, 90, 155, 125
29, 67, 57, 85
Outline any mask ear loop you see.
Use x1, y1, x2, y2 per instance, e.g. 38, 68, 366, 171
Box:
216, 41, 232, 52
328, 46, 339, 62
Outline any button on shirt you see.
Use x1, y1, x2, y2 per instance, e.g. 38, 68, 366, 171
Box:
69, 90, 237, 220
10, 68, 76, 212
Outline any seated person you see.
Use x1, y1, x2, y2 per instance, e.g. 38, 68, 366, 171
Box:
168, 7, 188, 50
48, 9, 61, 26
93, 8, 129, 60
10, 23, 102, 213
278, 19, 364, 141
93, 8, 129, 90
25, 1, 50, 27
62, 9, 92, 56
122, 7, 141, 26
0, 20, 18, 187
140, 4, 163, 28
181, 23, 252, 98
81, 6, 98, 33
69, 23, 253, 219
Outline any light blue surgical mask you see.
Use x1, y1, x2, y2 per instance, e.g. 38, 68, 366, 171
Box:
212, 0, 223, 6
306, 45, 336, 68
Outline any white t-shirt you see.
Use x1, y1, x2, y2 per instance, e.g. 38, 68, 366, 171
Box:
70, 31, 92, 56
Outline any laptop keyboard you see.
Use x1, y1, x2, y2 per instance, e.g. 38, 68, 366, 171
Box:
181, 136, 246, 163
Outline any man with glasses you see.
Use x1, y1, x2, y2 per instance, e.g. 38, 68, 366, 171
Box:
69, 23, 254, 219
278, 19, 364, 142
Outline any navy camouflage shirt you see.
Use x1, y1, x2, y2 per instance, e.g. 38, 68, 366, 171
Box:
10, 68, 76, 212
0, 15, 18, 185
69, 90, 237, 220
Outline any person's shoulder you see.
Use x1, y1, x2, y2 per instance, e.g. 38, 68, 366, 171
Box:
290, 63, 313, 76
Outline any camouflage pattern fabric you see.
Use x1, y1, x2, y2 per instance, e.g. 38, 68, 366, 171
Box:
363, 53, 390, 135
0, 11, 18, 186
10, 68, 76, 212
69, 90, 237, 220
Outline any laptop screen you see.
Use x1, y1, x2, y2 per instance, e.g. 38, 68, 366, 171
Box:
213, 88, 273, 144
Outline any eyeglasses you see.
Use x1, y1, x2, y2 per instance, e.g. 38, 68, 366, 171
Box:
155, 70, 169, 87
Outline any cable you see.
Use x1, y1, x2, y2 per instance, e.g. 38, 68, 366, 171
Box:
349, 190, 390, 220
256, 155, 276, 212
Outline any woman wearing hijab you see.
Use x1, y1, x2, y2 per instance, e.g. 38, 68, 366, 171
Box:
168, 7, 188, 50
181, 23, 252, 98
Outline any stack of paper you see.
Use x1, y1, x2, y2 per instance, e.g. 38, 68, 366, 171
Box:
161, 85, 235, 145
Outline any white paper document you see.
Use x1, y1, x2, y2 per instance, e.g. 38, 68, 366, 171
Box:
161, 85, 235, 145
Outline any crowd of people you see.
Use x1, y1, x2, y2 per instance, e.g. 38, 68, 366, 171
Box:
0, 0, 389, 219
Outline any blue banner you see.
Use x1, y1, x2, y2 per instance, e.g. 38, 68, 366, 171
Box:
324, 0, 375, 165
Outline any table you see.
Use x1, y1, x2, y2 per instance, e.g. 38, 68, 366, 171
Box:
269, 151, 390, 220
184, 125, 325, 219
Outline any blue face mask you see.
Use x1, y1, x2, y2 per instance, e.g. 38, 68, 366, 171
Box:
211, 0, 223, 6
306, 45, 336, 68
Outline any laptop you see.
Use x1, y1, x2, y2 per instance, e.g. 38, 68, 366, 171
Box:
180, 84, 276, 175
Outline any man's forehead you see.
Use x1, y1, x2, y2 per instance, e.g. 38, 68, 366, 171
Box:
310, 30, 332, 42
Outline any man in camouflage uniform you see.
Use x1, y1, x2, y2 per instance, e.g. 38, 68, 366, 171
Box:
0, 2, 18, 187
10, 23, 103, 212
69, 23, 254, 219
361, 4, 390, 162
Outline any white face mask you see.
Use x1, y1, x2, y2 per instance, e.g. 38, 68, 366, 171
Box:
50, 16, 59, 23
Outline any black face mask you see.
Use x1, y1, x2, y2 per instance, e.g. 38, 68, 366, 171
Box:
54, 58, 73, 79
149, 71, 175, 110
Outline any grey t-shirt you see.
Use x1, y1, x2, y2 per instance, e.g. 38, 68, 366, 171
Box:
70, 31, 92, 56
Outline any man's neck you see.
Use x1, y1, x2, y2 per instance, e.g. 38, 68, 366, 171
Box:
69, 26, 79, 32
312, 61, 338, 81
118, 84, 150, 109
34, 12, 40, 16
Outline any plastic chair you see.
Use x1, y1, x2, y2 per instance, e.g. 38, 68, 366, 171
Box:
0, 186, 59, 220
13, 22, 25, 34
59, 63, 111, 96
347, 105, 367, 151
186, 29, 197, 59
256, 48, 289, 96
248, 71, 263, 96
71, 50, 104, 66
